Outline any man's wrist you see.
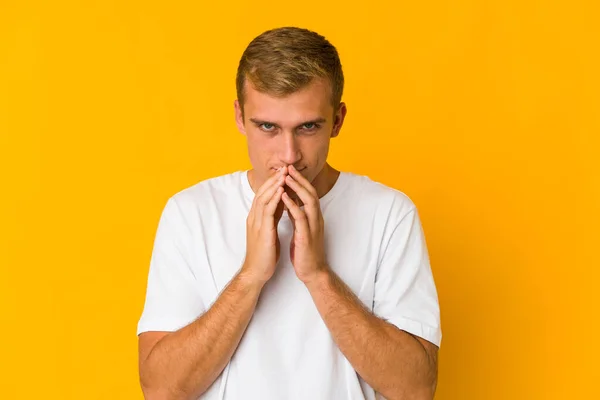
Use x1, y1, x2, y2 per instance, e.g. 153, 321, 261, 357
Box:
303, 266, 332, 293
236, 270, 266, 294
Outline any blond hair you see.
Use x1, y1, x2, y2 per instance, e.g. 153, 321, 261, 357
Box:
236, 27, 344, 117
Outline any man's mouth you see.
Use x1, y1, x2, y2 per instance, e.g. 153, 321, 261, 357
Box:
272, 166, 307, 172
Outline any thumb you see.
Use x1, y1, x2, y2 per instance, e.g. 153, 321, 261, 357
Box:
288, 208, 296, 232
274, 198, 285, 224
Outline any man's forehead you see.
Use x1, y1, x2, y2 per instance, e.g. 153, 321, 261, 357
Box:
245, 96, 329, 121
244, 82, 333, 121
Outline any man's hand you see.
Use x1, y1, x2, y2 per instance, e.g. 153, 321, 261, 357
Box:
241, 167, 287, 285
281, 165, 329, 285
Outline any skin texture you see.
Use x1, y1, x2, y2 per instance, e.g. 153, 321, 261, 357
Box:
233, 77, 346, 207
137, 77, 438, 400
281, 163, 439, 399
138, 172, 288, 400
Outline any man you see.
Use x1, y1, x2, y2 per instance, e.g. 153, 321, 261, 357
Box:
137, 26, 441, 400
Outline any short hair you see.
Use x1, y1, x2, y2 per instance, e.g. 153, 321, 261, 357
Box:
236, 26, 344, 118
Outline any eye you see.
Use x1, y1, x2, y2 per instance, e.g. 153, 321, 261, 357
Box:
301, 123, 320, 131
260, 123, 276, 132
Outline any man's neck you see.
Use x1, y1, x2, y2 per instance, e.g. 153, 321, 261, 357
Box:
310, 163, 340, 200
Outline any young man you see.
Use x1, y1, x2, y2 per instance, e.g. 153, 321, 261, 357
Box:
137, 27, 441, 400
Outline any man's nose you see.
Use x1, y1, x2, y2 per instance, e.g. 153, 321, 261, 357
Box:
279, 132, 302, 165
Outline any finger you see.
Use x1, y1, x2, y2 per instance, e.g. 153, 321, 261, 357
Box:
288, 165, 317, 197
255, 167, 287, 200
264, 186, 284, 225
285, 174, 319, 228
285, 196, 297, 230
282, 192, 310, 238
253, 173, 285, 222
254, 168, 285, 207
273, 194, 285, 224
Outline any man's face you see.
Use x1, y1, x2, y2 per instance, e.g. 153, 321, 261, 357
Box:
234, 77, 346, 187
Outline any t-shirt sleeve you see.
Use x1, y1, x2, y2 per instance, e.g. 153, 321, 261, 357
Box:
136, 197, 206, 336
372, 206, 442, 347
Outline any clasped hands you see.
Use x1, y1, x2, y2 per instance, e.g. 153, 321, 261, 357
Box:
242, 165, 329, 287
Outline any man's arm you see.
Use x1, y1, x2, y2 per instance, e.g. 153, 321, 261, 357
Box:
305, 268, 438, 400
138, 271, 263, 400
281, 165, 439, 399
138, 169, 288, 399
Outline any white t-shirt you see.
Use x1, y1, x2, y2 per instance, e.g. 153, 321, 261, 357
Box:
137, 169, 442, 400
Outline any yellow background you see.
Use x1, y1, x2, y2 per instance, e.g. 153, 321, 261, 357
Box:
1, 1, 598, 398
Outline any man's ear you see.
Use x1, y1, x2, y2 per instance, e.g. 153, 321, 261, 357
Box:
234, 99, 246, 136
331, 102, 347, 138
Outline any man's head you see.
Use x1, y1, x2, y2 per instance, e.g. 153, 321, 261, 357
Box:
234, 26, 347, 187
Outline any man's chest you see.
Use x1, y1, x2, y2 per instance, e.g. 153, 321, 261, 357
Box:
189, 213, 383, 313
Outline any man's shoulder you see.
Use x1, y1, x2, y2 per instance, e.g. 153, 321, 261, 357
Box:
167, 170, 245, 209
341, 171, 417, 214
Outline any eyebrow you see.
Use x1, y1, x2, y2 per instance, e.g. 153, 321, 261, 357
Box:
249, 118, 327, 129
